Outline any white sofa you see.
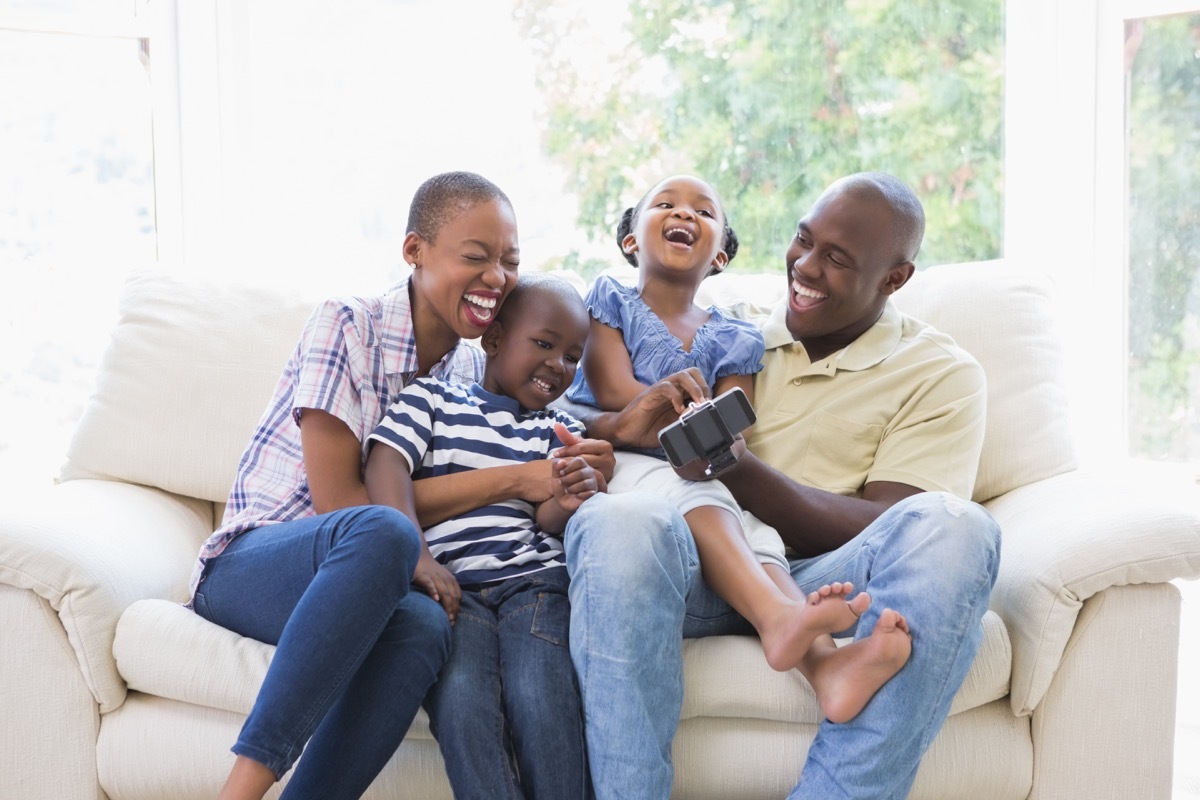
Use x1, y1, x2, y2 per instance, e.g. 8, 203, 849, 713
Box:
3, 261, 1199, 800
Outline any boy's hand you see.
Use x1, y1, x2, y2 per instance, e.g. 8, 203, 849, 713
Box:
551, 455, 605, 513
412, 548, 461, 623
551, 422, 615, 480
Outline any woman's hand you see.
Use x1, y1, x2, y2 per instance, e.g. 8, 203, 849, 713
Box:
412, 548, 462, 623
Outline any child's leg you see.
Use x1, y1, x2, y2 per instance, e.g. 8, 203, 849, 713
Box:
685, 505, 868, 672
762, 562, 912, 724
423, 589, 520, 800
497, 567, 591, 800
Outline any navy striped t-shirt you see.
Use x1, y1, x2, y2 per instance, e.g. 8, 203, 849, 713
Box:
368, 378, 584, 587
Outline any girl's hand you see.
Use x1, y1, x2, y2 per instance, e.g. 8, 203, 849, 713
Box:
412, 548, 461, 623
612, 368, 711, 449
551, 422, 615, 481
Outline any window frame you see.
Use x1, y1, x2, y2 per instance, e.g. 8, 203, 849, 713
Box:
1006, 0, 1200, 466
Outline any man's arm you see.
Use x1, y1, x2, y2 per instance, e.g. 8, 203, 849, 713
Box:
716, 444, 922, 558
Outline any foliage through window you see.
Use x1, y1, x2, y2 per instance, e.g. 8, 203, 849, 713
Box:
513, 0, 1005, 276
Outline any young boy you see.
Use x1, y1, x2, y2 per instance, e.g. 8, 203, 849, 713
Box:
365, 273, 604, 800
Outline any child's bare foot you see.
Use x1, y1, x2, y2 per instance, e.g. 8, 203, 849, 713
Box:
804, 608, 912, 724
759, 582, 870, 672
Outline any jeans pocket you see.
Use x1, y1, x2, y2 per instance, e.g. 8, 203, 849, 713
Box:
529, 589, 571, 647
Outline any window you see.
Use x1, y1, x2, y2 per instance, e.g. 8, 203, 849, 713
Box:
0, 2, 169, 489
1123, 11, 1200, 462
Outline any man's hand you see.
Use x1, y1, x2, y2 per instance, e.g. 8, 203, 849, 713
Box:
412, 547, 461, 623
671, 435, 748, 482
613, 368, 710, 449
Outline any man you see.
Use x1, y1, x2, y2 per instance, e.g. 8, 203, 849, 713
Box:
563, 172, 1001, 799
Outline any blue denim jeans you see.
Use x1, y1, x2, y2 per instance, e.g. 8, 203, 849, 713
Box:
193, 505, 452, 800
563, 491, 1001, 800
423, 566, 590, 800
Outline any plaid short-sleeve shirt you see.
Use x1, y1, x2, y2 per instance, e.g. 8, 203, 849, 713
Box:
187, 277, 485, 599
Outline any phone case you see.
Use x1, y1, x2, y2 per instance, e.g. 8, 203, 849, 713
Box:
658, 387, 756, 470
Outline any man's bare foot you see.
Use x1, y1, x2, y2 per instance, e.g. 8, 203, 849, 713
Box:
759, 582, 870, 672
803, 608, 912, 724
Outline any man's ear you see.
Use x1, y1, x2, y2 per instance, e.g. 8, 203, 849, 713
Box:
621, 232, 639, 257
880, 262, 916, 295
481, 321, 504, 356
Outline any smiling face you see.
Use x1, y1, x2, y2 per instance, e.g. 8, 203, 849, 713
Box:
783, 180, 917, 361
481, 282, 590, 411
622, 175, 729, 282
406, 197, 520, 343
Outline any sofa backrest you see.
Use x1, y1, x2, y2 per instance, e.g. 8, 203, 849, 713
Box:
63, 260, 1077, 508
62, 270, 319, 504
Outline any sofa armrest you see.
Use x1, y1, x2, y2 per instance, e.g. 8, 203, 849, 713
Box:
984, 468, 1200, 716
0, 479, 212, 713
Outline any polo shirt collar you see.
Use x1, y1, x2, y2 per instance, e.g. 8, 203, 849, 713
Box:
761, 299, 903, 374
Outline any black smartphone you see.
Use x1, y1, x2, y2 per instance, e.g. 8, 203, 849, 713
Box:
658, 387, 756, 475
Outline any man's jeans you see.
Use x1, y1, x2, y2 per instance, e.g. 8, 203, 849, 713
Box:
193, 505, 451, 799
564, 491, 1000, 800
424, 567, 591, 800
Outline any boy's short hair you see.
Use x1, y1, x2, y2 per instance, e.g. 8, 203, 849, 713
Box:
495, 273, 586, 326
407, 172, 513, 243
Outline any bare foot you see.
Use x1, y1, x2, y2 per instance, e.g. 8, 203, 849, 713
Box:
760, 582, 870, 672
803, 608, 913, 724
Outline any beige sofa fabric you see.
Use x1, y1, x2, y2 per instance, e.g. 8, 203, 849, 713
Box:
63, 270, 317, 504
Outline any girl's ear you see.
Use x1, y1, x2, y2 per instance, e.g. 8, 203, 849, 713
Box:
621, 232, 638, 257
707, 248, 729, 277
481, 321, 504, 356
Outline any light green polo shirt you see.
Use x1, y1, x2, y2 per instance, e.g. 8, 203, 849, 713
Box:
748, 300, 986, 500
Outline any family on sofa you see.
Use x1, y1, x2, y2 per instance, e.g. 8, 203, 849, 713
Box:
192, 169, 1001, 800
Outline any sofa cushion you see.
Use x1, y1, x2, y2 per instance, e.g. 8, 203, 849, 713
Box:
114, 598, 1010, 729
62, 269, 318, 503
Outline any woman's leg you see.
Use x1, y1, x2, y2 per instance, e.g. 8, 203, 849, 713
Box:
423, 589, 521, 800
497, 568, 590, 800
193, 505, 450, 798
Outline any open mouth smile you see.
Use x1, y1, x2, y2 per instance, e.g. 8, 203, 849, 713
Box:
463, 292, 499, 325
664, 226, 696, 247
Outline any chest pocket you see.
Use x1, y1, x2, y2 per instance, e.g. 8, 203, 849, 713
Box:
801, 412, 884, 495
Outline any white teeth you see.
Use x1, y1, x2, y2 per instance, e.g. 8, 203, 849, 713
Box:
793, 281, 826, 300
665, 226, 695, 245
532, 378, 553, 392
465, 293, 497, 309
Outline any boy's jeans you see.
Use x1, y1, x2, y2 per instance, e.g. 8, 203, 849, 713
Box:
424, 567, 591, 800
193, 505, 451, 800
564, 491, 1000, 800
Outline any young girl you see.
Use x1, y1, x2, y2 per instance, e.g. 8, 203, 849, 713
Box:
188, 172, 604, 800
566, 174, 868, 674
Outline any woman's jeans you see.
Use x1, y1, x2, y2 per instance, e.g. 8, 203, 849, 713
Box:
424, 566, 591, 800
193, 505, 451, 800
564, 491, 1001, 800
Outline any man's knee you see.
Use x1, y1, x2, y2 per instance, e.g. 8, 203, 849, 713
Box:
891, 492, 1001, 582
